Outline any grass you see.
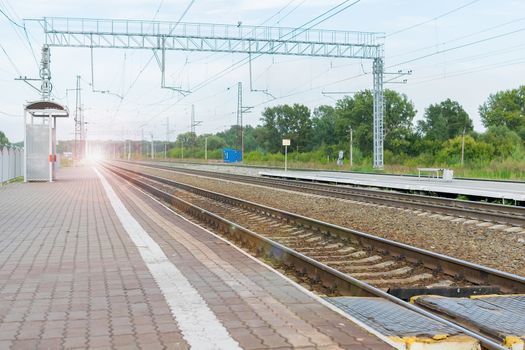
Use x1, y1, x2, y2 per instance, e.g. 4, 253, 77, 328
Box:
158, 147, 525, 181
0, 176, 23, 185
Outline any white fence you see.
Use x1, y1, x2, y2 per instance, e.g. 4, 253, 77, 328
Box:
0, 146, 23, 184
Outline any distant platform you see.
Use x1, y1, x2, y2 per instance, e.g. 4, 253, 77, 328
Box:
259, 170, 525, 202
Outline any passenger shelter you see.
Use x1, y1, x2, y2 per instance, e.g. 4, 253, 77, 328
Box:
24, 101, 69, 182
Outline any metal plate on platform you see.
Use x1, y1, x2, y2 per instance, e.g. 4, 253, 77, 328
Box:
325, 296, 461, 337
414, 295, 525, 339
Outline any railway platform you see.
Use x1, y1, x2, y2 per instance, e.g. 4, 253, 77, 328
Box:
0, 166, 394, 349
259, 170, 525, 202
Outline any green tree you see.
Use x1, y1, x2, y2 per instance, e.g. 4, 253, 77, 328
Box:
311, 105, 337, 148
260, 104, 313, 152
436, 135, 494, 165
242, 126, 258, 152
479, 85, 525, 140
214, 125, 258, 151
252, 125, 276, 152
216, 126, 240, 148
481, 126, 523, 158
333, 89, 416, 156
418, 99, 473, 142
176, 132, 195, 151
196, 134, 226, 150
0, 131, 9, 146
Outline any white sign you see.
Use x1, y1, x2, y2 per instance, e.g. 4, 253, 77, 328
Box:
282, 139, 291, 146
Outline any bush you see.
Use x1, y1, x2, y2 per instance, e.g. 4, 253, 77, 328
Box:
436, 135, 494, 165
481, 126, 523, 159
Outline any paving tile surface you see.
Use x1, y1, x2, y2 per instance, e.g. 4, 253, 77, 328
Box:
0, 166, 392, 349
0, 168, 187, 349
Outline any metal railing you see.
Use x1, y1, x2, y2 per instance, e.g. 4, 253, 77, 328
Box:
0, 146, 23, 184
42, 17, 383, 46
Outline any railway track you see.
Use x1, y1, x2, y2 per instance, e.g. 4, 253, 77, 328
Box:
120, 160, 525, 227
104, 163, 525, 350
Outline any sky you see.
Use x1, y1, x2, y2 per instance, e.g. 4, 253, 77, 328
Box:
0, 0, 524, 143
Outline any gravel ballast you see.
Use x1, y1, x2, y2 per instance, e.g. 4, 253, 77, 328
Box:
119, 162, 525, 276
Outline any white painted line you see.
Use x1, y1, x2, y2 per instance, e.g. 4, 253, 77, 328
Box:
118, 168, 403, 350
94, 167, 241, 350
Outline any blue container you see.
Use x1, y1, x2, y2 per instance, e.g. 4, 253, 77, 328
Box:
223, 148, 242, 163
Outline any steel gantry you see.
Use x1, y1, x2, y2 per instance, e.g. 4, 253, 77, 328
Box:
38, 17, 386, 168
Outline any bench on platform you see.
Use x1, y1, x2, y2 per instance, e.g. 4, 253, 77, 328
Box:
417, 167, 443, 179
417, 168, 454, 181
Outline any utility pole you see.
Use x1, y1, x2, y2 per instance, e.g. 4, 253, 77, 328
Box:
237, 82, 242, 153
348, 126, 353, 167
151, 134, 154, 159
165, 117, 169, 159
237, 82, 253, 160
141, 128, 144, 159
190, 105, 202, 157
461, 127, 466, 166
80, 94, 85, 160
205, 137, 208, 161
181, 138, 184, 159
15, 45, 52, 101
40, 46, 52, 101
73, 75, 84, 160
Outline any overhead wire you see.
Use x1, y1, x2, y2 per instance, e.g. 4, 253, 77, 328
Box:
254, 24, 525, 107
387, 0, 482, 37
410, 57, 525, 86
259, 0, 297, 25
0, 110, 22, 117
123, 1, 521, 137
0, 7, 22, 28
109, 0, 196, 124
135, 0, 362, 129
176, 0, 304, 77
138, 0, 362, 129
306, 15, 525, 84
249, 1, 517, 106
202, 1, 523, 130
0, 42, 22, 75
138, 82, 238, 128
0, 4, 39, 70
399, 43, 525, 72
388, 15, 525, 60
388, 26, 525, 68
151, 0, 164, 21
188, 0, 362, 95
275, 0, 307, 25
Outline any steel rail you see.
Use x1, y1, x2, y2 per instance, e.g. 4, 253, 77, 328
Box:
109, 162, 525, 294
119, 160, 525, 226
103, 163, 510, 350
